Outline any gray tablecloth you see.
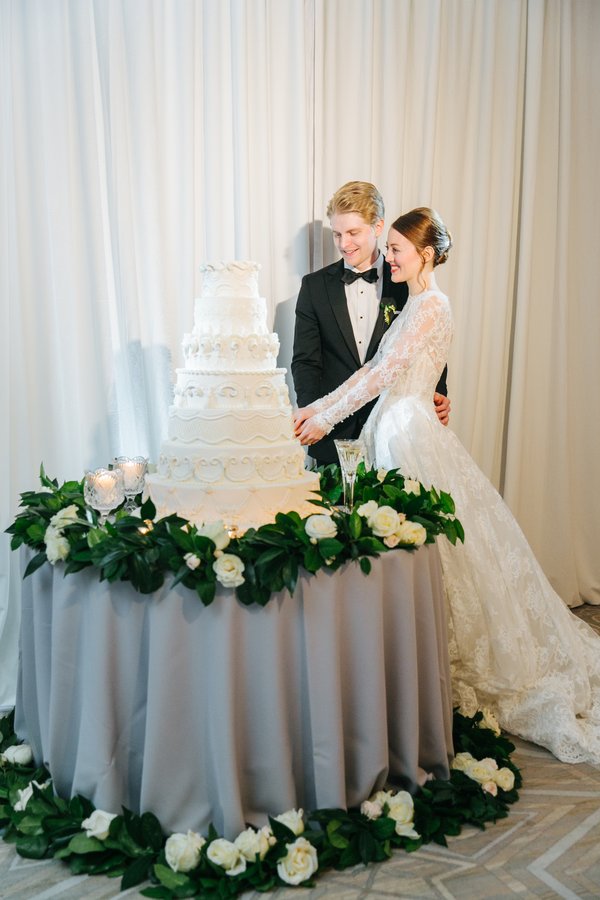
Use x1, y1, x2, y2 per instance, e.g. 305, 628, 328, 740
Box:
15, 545, 453, 838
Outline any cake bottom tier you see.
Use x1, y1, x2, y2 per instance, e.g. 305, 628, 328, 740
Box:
145, 471, 321, 530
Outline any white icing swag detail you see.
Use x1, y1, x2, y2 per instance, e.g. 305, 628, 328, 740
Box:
146, 261, 319, 528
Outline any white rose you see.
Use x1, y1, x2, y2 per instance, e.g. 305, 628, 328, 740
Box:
165, 830, 206, 872
1, 743, 33, 766
13, 780, 50, 812
184, 552, 201, 571
261, 824, 277, 846
274, 808, 305, 836
50, 504, 80, 528
403, 478, 421, 495
304, 514, 337, 541
360, 799, 382, 820
213, 553, 245, 588
44, 525, 70, 564
395, 820, 421, 838
482, 780, 498, 796
234, 826, 270, 861
206, 837, 247, 876
376, 468, 388, 483
368, 506, 401, 537
277, 837, 318, 886
479, 708, 501, 737
451, 751, 475, 772
386, 791, 415, 827
197, 521, 230, 551
81, 809, 118, 840
395, 519, 427, 547
357, 500, 379, 519
372, 790, 394, 808
465, 757, 499, 785
494, 767, 515, 792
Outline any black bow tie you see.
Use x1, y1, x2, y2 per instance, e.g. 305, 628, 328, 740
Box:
341, 267, 379, 285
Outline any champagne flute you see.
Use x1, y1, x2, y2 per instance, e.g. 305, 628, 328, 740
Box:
334, 439, 365, 512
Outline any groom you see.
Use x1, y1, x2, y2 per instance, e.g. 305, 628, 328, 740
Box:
291, 181, 449, 466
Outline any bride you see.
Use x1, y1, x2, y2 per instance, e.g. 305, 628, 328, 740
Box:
294, 207, 600, 766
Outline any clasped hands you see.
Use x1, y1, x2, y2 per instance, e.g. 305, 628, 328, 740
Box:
293, 392, 451, 447
293, 407, 326, 446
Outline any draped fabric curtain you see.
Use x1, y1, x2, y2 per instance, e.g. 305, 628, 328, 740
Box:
1, 0, 599, 709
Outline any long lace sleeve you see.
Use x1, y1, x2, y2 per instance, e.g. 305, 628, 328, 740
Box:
310, 365, 370, 414
313, 292, 451, 435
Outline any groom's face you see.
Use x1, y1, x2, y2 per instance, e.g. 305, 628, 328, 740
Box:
330, 212, 383, 272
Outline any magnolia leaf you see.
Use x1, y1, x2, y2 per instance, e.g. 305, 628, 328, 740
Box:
326, 819, 349, 849
348, 511, 362, 539
371, 816, 395, 839
23, 552, 47, 579
338, 843, 360, 868
303, 544, 321, 572
268, 815, 297, 843
196, 579, 216, 607
140, 812, 164, 852
16, 814, 44, 835
140, 497, 157, 521
121, 853, 154, 890
15, 833, 49, 858
87, 528, 109, 548
153, 862, 192, 890
359, 557, 372, 574
67, 832, 106, 854
358, 829, 377, 865
281, 557, 298, 594
317, 538, 344, 557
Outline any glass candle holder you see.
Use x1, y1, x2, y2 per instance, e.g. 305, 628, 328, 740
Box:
84, 468, 125, 525
112, 456, 148, 513
334, 439, 365, 512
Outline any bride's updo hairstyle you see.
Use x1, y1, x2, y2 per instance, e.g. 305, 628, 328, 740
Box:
391, 207, 452, 268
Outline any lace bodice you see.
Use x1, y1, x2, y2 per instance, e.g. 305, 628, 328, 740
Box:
312, 290, 452, 434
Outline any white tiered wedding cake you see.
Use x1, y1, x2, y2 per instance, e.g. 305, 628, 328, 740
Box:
146, 261, 320, 528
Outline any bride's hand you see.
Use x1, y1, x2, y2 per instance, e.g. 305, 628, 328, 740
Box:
294, 407, 326, 445
293, 406, 316, 433
296, 416, 327, 446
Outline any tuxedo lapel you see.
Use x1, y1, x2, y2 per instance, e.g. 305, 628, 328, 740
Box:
325, 261, 361, 367
365, 261, 398, 361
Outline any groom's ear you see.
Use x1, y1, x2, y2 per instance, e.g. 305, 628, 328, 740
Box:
373, 218, 384, 238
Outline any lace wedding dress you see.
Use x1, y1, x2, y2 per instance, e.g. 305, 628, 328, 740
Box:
312, 289, 600, 765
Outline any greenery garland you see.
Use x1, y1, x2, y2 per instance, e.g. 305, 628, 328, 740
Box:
0, 709, 521, 898
6, 463, 464, 607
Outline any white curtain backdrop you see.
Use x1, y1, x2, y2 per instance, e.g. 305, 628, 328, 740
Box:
1, 0, 599, 709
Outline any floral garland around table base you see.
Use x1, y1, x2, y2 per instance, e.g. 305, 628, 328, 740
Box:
0, 709, 521, 897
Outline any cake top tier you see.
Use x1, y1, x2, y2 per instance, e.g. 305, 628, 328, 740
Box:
199, 261, 261, 299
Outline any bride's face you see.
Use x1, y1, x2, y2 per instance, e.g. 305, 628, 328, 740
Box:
385, 228, 423, 282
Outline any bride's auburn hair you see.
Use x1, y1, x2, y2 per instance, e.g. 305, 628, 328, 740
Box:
391, 207, 452, 268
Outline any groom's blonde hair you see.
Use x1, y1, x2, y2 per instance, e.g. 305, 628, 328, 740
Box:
326, 181, 385, 226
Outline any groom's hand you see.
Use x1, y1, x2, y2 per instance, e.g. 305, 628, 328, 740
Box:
434, 392, 450, 426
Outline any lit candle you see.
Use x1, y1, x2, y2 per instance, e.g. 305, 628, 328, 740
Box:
84, 468, 125, 522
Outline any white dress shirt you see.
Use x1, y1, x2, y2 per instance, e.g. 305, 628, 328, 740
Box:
344, 252, 384, 364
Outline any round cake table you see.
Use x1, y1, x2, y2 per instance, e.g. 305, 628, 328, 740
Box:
15, 544, 453, 838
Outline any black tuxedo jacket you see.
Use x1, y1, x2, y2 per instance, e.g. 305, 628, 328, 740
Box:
291, 258, 448, 465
